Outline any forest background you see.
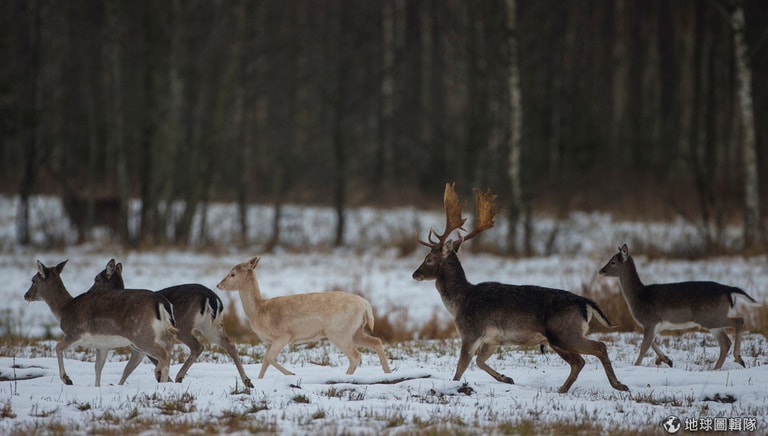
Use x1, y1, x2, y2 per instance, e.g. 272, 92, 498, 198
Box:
2, 0, 767, 256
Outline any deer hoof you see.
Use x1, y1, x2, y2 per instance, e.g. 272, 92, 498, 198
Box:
500, 375, 514, 384
64, 377, 73, 385
735, 358, 746, 367
175, 376, 184, 383
244, 379, 254, 388
614, 382, 630, 392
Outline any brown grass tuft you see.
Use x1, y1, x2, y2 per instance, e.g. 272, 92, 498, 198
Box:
222, 299, 258, 344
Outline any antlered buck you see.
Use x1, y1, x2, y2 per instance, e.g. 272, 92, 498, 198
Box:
599, 244, 759, 369
88, 259, 254, 387
24, 260, 176, 386
217, 256, 391, 379
412, 183, 628, 393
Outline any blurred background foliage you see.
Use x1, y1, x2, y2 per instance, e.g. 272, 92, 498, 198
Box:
1, 0, 766, 252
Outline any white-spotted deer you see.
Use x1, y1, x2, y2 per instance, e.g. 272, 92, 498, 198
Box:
599, 244, 759, 369
88, 259, 253, 388
216, 257, 391, 379
412, 183, 628, 393
24, 260, 176, 386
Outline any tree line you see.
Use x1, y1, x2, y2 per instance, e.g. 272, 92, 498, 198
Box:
1, 0, 766, 253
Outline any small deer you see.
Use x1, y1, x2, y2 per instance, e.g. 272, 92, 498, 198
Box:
24, 260, 176, 386
412, 183, 628, 393
599, 244, 758, 369
216, 256, 392, 379
88, 259, 254, 388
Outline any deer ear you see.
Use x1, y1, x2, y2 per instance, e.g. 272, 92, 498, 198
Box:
36, 260, 47, 278
55, 259, 68, 274
453, 238, 464, 253
620, 244, 629, 260
248, 256, 261, 269
442, 239, 462, 257
115, 262, 123, 275
106, 259, 116, 277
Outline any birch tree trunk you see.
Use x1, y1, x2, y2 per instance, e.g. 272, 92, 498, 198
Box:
504, 0, 524, 255
105, 1, 130, 242
731, 2, 760, 249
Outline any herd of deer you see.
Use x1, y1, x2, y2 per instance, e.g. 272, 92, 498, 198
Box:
23, 183, 759, 394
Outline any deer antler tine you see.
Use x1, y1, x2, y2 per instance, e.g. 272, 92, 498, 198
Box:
463, 187, 499, 241
435, 183, 467, 244
416, 231, 433, 248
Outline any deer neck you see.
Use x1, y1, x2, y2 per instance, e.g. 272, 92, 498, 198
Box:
617, 256, 645, 300
236, 275, 265, 319
435, 254, 471, 316
43, 280, 74, 322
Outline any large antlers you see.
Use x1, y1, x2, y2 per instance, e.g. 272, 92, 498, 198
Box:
418, 183, 499, 249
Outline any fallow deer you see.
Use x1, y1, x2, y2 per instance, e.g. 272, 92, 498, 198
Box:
88, 259, 254, 387
216, 256, 392, 379
24, 260, 176, 386
412, 183, 628, 393
599, 244, 759, 369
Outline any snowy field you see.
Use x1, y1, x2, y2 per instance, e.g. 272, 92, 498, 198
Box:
0, 195, 767, 434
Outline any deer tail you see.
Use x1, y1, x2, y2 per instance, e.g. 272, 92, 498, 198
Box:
730, 287, 760, 306
585, 299, 614, 328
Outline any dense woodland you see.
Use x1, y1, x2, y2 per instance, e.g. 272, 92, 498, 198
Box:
1, 0, 767, 253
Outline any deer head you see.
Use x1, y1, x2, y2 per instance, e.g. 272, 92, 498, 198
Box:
413, 183, 498, 281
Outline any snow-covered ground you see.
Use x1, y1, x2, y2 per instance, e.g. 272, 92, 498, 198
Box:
0, 195, 766, 434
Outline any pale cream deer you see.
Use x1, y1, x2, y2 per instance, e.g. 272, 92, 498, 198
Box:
216, 257, 391, 379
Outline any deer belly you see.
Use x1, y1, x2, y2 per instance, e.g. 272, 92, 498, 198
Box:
655, 321, 700, 332
75, 334, 132, 349
483, 327, 546, 346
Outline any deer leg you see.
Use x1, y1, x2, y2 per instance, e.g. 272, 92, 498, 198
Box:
575, 338, 629, 392
56, 336, 77, 385
475, 343, 513, 384
331, 338, 362, 375
140, 343, 172, 383
259, 339, 294, 378
728, 317, 746, 367
119, 348, 145, 385
635, 327, 658, 366
550, 346, 585, 394
711, 328, 731, 370
650, 342, 673, 367
173, 330, 204, 383
209, 329, 253, 387
452, 338, 479, 381
94, 348, 108, 387
353, 330, 392, 374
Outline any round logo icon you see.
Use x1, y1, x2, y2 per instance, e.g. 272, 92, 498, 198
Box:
662, 415, 681, 434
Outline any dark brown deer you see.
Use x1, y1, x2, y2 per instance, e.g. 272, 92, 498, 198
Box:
24, 260, 176, 386
88, 259, 254, 388
412, 183, 628, 393
599, 244, 759, 369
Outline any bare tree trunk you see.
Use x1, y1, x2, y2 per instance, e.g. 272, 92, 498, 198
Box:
731, 2, 760, 249
332, 1, 351, 247
15, 0, 40, 246
504, 0, 524, 255
376, 0, 395, 188
610, 0, 628, 158
105, 1, 130, 242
